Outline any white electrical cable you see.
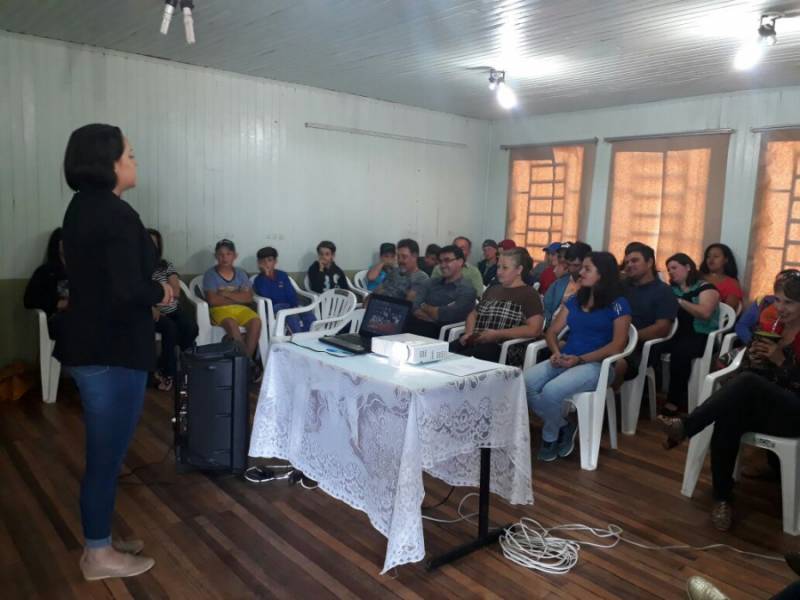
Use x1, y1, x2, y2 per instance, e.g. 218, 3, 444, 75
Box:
425, 493, 784, 574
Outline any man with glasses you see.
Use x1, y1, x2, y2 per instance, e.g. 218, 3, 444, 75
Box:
431, 236, 485, 296
407, 245, 477, 338
542, 242, 592, 324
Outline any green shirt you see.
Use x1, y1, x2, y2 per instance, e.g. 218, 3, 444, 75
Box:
431, 263, 484, 296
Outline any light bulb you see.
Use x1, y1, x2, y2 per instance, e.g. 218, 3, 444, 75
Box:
496, 81, 518, 109
733, 42, 764, 70
488, 80, 498, 91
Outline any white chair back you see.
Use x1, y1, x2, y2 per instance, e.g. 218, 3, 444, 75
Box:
348, 308, 366, 333
318, 289, 357, 320
353, 270, 370, 294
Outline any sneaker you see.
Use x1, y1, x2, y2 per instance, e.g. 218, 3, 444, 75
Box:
711, 501, 733, 531
537, 440, 558, 462
557, 421, 579, 458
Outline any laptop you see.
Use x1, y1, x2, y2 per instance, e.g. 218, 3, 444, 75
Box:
321, 294, 412, 354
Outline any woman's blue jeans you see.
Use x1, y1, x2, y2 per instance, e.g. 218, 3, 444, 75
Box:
71, 365, 147, 549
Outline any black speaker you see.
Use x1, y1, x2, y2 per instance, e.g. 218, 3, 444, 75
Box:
174, 342, 250, 473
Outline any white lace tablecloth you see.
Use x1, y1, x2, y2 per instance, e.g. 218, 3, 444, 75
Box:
249, 341, 533, 573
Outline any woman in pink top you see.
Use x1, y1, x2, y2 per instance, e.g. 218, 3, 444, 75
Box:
700, 243, 743, 313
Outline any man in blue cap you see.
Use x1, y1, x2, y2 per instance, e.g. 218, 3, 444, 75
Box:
537, 242, 567, 294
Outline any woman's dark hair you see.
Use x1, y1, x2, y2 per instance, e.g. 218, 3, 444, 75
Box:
500, 247, 533, 279
44, 228, 63, 268
63, 124, 125, 192
700, 243, 738, 279
147, 228, 168, 270
666, 253, 700, 286
576, 251, 623, 310
317, 240, 336, 254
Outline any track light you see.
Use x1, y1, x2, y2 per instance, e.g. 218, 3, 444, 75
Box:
734, 14, 781, 70
160, 0, 196, 44
488, 69, 517, 110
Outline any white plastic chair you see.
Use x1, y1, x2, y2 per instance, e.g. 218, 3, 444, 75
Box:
439, 321, 466, 342
347, 308, 366, 333
247, 275, 317, 342
661, 303, 736, 411
620, 319, 678, 435
681, 346, 746, 498
522, 326, 569, 369
445, 324, 536, 365
185, 277, 269, 367
33, 309, 60, 403
350, 270, 370, 300
308, 289, 358, 333
565, 324, 638, 471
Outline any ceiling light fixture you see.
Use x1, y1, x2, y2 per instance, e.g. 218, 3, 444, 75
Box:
160, 0, 196, 44
488, 69, 518, 109
734, 13, 781, 70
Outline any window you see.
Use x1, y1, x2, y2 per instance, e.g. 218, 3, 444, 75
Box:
605, 134, 730, 268
746, 130, 800, 299
505, 143, 595, 263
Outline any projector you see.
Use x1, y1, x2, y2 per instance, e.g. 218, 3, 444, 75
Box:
371, 333, 449, 365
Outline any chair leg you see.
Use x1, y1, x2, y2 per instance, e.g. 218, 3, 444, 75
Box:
46, 357, 61, 404
681, 425, 713, 497
40, 355, 50, 402
660, 355, 670, 394
688, 360, 700, 412
646, 368, 657, 420
574, 393, 603, 471
777, 443, 800, 535
620, 378, 643, 435
606, 389, 618, 450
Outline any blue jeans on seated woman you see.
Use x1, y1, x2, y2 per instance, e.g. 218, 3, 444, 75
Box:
71, 365, 147, 549
273, 303, 316, 333
524, 361, 603, 443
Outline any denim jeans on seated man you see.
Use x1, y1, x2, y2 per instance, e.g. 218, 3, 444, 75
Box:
273, 302, 316, 333
524, 361, 605, 444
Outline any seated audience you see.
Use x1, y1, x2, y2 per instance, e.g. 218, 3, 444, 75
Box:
537, 242, 568, 294
148, 229, 198, 391
450, 247, 544, 364
407, 245, 477, 338
373, 238, 428, 301
477, 239, 499, 285
525, 251, 631, 462
542, 242, 592, 324
202, 239, 263, 380
431, 236, 484, 296
24, 227, 69, 340
307, 240, 350, 293
366, 243, 397, 291
615, 242, 678, 383
419, 243, 441, 276
735, 269, 799, 344
529, 242, 549, 283
253, 246, 315, 334
660, 253, 720, 415
659, 271, 800, 532
700, 243, 743, 313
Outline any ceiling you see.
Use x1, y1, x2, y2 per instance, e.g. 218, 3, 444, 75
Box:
2, 0, 800, 120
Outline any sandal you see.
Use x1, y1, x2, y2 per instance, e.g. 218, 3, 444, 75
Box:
656, 415, 686, 449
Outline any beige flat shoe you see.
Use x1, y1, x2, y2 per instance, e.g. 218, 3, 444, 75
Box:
80, 552, 155, 581
112, 538, 144, 555
686, 576, 730, 600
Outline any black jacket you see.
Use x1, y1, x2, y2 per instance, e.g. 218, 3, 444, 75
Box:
24, 263, 67, 316
306, 261, 349, 293
54, 189, 164, 371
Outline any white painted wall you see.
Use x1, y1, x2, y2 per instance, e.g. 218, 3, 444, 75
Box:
486, 87, 800, 273
0, 31, 491, 279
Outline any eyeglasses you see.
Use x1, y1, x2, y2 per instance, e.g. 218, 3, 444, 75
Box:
439, 257, 461, 265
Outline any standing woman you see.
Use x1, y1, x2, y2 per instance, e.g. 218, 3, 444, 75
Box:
57, 124, 171, 580
700, 243, 743, 313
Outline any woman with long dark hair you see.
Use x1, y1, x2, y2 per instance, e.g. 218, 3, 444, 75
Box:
57, 124, 171, 580
24, 227, 69, 339
148, 228, 198, 391
661, 253, 720, 415
524, 251, 632, 462
700, 243, 743, 313
659, 271, 800, 531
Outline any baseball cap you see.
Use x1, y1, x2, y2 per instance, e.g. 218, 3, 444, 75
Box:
498, 239, 516, 250
482, 239, 498, 249
542, 242, 562, 254
215, 238, 236, 252
379, 242, 396, 255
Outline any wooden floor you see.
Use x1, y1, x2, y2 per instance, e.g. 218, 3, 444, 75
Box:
1, 381, 797, 600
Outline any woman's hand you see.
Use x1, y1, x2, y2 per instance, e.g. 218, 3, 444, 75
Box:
458, 333, 472, 346
474, 329, 500, 344
549, 351, 563, 366
158, 281, 174, 306
557, 354, 581, 368
151, 306, 161, 322
750, 339, 785, 366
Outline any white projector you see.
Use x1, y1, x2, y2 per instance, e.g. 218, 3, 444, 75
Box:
371, 333, 449, 365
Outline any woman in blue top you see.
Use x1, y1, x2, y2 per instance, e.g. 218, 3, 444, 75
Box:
660, 253, 720, 415
525, 251, 632, 462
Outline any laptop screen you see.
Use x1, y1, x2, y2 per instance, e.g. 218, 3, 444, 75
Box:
360, 295, 411, 337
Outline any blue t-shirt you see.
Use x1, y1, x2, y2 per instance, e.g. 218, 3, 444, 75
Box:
202, 266, 251, 296
561, 295, 631, 356
253, 270, 299, 307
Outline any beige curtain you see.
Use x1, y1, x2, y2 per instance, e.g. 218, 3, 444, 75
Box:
506, 144, 595, 263
747, 130, 800, 299
605, 134, 730, 269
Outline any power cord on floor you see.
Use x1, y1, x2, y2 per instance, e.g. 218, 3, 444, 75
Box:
424, 492, 785, 574
422, 486, 455, 510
